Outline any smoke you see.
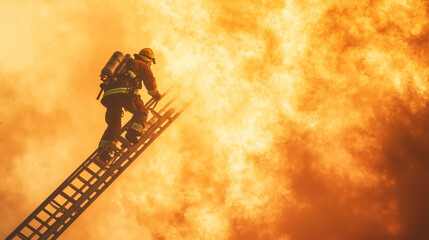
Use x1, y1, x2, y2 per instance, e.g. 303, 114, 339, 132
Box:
0, 0, 154, 238
273, 101, 429, 240
1, 0, 429, 240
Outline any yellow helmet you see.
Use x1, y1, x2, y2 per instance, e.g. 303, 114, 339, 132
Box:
135, 48, 156, 64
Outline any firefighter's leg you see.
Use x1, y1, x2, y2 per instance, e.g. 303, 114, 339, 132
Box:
98, 102, 122, 160
124, 95, 147, 144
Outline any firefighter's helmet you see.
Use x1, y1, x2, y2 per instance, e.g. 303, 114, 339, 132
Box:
135, 48, 156, 64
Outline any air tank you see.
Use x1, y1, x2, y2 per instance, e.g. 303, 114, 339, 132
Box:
101, 51, 125, 80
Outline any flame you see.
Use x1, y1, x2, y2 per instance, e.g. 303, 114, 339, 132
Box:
1, 0, 429, 239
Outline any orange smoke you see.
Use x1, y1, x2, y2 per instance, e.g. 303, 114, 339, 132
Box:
1, 0, 429, 240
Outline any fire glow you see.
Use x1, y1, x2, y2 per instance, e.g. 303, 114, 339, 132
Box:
1, 0, 428, 239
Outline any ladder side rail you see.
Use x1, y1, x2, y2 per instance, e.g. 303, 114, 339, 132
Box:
41, 108, 175, 239
102, 108, 174, 172
7, 93, 177, 240
49, 139, 151, 239
118, 108, 175, 161
133, 109, 181, 158
152, 98, 175, 117
102, 105, 172, 166
7, 112, 166, 240
49, 111, 175, 239
42, 97, 169, 239
61, 149, 100, 184
65, 107, 179, 214
6, 151, 102, 240
40, 165, 117, 239
48, 152, 136, 239
89, 96, 165, 165
34, 169, 100, 239
7, 141, 116, 240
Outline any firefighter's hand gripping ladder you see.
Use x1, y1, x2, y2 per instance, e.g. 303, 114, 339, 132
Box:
7, 90, 187, 240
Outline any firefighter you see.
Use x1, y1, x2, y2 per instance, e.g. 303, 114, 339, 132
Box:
98, 48, 161, 161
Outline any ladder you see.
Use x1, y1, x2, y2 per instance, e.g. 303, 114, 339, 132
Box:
7, 92, 186, 240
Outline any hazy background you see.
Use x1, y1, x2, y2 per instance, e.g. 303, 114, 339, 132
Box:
1, 0, 428, 239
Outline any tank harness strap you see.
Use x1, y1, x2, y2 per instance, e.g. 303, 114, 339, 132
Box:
120, 69, 141, 93
125, 70, 136, 78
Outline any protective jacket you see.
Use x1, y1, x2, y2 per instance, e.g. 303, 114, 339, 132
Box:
101, 58, 158, 104
98, 58, 158, 149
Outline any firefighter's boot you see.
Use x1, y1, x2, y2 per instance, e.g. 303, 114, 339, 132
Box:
125, 129, 140, 144
98, 149, 112, 162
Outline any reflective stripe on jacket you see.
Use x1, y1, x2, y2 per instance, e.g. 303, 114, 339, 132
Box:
103, 87, 139, 97
104, 87, 129, 97
130, 122, 144, 133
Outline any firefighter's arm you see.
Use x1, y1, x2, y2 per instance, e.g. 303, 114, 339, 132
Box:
140, 64, 161, 100
148, 89, 161, 101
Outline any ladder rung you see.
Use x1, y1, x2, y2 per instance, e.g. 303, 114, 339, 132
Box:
35, 216, 53, 227
48, 202, 61, 214
16, 232, 27, 239
77, 176, 89, 185
41, 208, 52, 216
83, 167, 99, 178
59, 192, 75, 203
25, 225, 41, 236
69, 184, 84, 195
6, 95, 183, 240
48, 199, 68, 215
50, 199, 63, 209
92, 157, 109, 169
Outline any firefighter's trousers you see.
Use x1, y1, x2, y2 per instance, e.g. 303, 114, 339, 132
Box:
99, 94, 147, 149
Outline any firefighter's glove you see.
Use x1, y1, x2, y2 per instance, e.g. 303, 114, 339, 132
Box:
152, 91, 161, 101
